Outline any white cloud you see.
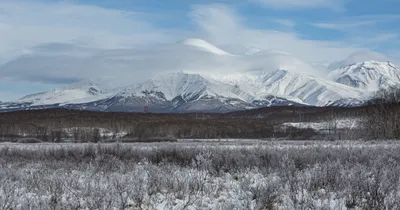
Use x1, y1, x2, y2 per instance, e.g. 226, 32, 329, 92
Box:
311, 15, 400, 48
0, 1, 389, 68
190, 4, 362, 61
328, 50, 391, 70
311, 15, 400, 31
252, 0, 347, 10
0, 3, 367, 87
349, 33, 398, 44
0, 42, 238, 84
312, 20, 378, 30
0, 1, 178, 64
275, 19, 296, 27
0, 1, 398, 102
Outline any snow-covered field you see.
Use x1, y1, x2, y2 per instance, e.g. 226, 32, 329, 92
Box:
1, 140, 400, 209
283, 118, 362, 131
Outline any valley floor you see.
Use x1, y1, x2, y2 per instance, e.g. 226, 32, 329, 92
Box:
1, 140, 400, 210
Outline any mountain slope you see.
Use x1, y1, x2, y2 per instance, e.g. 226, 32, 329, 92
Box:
258, 69, 364, 106
119, 73, 244, 101
111, 73, 256, 112
329, 61, 400, 90
14, 78, 124, 105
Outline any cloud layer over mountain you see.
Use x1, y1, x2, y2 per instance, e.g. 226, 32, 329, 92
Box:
0, 1, 398, 101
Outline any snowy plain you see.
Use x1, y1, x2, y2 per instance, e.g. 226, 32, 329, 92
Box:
1, 140, 400, 210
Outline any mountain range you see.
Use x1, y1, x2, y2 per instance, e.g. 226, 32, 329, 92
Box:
1, 39, 399, 113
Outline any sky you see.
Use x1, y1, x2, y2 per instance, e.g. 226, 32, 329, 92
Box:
0, 0, 399, 101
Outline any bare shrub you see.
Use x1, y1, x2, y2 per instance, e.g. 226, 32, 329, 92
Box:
250, 180, 282, 210
17, 138, 42, 143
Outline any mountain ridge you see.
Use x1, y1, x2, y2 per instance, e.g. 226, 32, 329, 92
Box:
0, 69, 368, 113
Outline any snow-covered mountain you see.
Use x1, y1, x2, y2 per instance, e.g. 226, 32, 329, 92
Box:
0, 70, 365, 112
329, 61, 400, 90
0, 39, 397, 113
14, 78, 127, 105
254, 69, 364, 106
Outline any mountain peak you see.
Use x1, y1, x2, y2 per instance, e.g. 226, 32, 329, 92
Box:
340, 61, 397, 73
329, 60, 400, 90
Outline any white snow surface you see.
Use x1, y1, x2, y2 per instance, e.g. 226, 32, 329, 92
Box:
283, 118, 362, 130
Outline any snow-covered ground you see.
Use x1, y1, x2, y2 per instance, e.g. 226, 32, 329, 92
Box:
1, 141, 400, 209
283, 118, 362, 131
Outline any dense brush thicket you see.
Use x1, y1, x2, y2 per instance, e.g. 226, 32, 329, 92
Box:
365, 87, 400, 140
1, 142, 400, 209
0, 105, 364, 141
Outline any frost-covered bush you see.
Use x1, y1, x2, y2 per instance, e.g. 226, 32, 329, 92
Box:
1, 141, 400, 209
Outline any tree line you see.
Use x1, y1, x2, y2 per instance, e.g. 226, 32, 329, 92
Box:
1, 91, 399, 142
